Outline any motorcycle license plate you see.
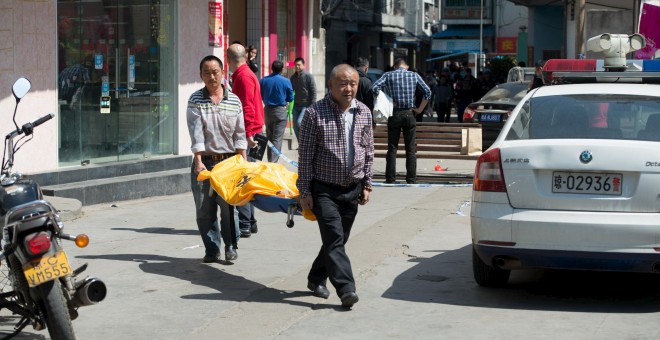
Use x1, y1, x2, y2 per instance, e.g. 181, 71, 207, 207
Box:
22, 251, 72, 287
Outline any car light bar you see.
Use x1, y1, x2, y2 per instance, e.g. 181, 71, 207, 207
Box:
551, 71, 660, 84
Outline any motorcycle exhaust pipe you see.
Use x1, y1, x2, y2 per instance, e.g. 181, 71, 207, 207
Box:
72, 277, 107, 308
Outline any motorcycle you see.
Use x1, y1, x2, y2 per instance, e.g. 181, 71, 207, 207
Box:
0, 78, 106, 339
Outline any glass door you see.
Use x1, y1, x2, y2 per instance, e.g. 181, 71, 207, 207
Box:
57, 0, 176, 166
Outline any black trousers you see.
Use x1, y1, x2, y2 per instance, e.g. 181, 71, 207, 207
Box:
307, 180, 361, 296
437, 102, 451, 123
386, 109, 416, 183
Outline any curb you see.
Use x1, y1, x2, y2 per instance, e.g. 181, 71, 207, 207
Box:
46, 195, 83, 222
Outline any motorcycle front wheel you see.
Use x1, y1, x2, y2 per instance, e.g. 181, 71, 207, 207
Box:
37, 279, 75, 340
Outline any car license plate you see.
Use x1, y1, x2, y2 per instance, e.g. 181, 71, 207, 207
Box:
480, 113, 501, 122
23, 251, 72, 287
552, 172, 622, 195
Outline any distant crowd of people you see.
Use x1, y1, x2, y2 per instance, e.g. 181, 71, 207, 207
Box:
423, 63, 499, 123
354, 59, 501, 124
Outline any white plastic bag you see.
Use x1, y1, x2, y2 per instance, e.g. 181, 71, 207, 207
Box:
373, 91, 393, 123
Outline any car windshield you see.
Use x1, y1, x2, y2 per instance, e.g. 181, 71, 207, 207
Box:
506, 94, 660, 141
480, 83, 528, 102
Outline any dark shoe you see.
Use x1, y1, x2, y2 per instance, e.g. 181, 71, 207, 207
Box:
250, 223, 258, 234
202, 254, 220, 263
384, 179, 396, 184
340, 292, 359, 308
240, 228, 251, 238
225, 245, 238, 261
406, 180, 417, 184
307, 282, 330, 299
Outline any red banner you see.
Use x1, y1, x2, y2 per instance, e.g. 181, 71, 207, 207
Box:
636, 2, 660, 59
208, 2, 223, 47
497, 37, 517, 54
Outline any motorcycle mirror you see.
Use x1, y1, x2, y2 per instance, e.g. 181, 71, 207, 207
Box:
12, 77, 31, 100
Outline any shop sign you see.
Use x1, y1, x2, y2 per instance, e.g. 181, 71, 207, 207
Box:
432, 39, 479, 53
128, 54, 135, 89
95, 54, 103, 70
101, 76, 109, 97
100, 96, 111, 114
497, 37, 517, 54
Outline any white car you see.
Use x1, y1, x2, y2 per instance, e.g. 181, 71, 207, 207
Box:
471, 63, 660, 287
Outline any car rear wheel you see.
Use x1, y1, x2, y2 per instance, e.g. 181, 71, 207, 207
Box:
472, 246, 510, 287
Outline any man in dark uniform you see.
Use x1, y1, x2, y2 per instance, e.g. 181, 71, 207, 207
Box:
355, 57, 374, 113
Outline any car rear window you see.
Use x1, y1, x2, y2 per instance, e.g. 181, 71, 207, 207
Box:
481, 84, 528, 102
505, 94, 660, 141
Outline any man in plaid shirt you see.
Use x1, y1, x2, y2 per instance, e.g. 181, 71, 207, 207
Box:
297, 64, 374, 309
371, 58, 431, 184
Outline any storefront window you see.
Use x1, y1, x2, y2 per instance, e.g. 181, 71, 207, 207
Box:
57, 0, 177, 166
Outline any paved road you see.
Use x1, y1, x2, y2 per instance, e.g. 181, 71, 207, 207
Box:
4, 138, 660, 339
3, 183, 660, 339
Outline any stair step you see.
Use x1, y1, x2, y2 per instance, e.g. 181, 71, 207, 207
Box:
42, 168, 190, 206
28, 155, 192, 186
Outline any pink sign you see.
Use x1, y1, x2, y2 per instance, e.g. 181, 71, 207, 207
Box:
635, 2, 660, 59
208, 2, 223, 47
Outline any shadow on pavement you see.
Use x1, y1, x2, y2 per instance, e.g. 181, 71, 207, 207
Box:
382, 244, 660, 313
111, 227, 199, 236
76, 253, 338, 310
0, 317, 47, 340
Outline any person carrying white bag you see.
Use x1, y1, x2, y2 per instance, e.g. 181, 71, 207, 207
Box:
371, 58, 431, 184
372, 90, 393, 124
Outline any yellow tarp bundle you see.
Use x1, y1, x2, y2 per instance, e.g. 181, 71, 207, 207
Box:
197, 155, 315, 220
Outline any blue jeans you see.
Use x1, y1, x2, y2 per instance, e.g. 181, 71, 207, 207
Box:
292, 106, 307, 140
191, 162, 239, 257
237, 151, 258, 231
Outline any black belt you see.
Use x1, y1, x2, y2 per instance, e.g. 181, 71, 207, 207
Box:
314, 179, 359, 190
201, 153, 235, 162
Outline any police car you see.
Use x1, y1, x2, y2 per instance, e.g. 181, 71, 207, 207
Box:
470, 33, 660, 287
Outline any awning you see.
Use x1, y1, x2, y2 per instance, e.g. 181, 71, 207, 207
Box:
425, 51, 479, 62
432, 25, 494, 39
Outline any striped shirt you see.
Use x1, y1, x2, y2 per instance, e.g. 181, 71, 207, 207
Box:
297, 95, 374, 198
186, 86, 247, 154
371, 67, 432, 109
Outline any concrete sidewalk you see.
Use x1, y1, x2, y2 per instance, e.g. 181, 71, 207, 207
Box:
282, 133, 477, 180
50, 133, 476, 222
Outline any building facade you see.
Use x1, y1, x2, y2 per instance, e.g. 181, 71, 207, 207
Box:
510, 0, 643, 62
323, 0, 407, 78
0, 0, 321, 178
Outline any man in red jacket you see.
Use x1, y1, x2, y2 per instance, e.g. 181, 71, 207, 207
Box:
227, 43, 265, 239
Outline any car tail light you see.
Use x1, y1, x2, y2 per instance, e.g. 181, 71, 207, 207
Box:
474, 148, 506, 192
463, 107, 476, 121
24, 232, 52, 256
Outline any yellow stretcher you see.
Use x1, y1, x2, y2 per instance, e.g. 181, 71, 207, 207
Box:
196, 155, 315, 227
